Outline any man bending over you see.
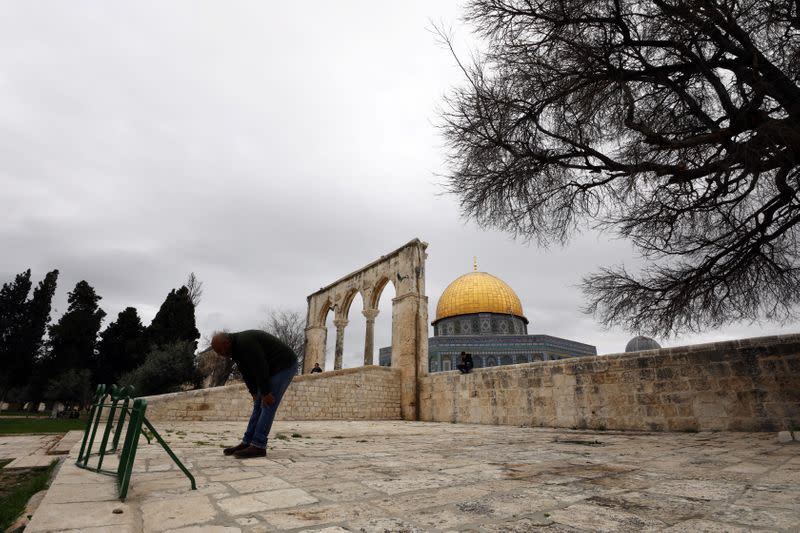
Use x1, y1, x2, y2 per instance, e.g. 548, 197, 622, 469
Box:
211, 330, 298, 458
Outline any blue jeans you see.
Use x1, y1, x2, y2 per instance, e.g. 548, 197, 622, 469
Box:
242, 363, 296, 449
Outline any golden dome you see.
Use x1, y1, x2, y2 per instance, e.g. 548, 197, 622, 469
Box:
434, 271, 526, 323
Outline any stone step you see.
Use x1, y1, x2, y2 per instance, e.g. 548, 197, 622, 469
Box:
47, 430, 84, 455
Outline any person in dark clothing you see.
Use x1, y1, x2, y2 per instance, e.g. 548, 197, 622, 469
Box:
457, 351, 474, 374
310, 363, 323, 373
212, 330, 298, 459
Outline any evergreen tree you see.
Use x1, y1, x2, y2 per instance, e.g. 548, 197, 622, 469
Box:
48, 281, 106, 375
147, 286, 200, 349
119, 341, 199, 396
95, 307, 146, 386
0, 270, 33, 398
18, 270, 59, 375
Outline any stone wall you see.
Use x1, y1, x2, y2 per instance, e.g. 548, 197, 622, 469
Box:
145, 334, 799, 432
419, 334, 800, 431
144, 366, 401, 422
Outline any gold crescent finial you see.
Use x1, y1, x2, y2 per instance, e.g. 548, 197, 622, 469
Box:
473, 256, 478, 272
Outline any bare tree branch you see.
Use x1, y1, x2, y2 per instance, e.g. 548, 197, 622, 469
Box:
442, 0, 800, 337
186, 272, 204, 307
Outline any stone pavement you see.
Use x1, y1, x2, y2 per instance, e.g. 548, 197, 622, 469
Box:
0, 431, 82, 468
24, 420, 800, 532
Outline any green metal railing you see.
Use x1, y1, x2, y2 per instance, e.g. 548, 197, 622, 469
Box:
76, 384, 196, 501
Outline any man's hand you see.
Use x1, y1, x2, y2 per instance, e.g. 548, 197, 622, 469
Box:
261, 392, 276, 407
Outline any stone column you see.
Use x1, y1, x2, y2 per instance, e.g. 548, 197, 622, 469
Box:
392, 292, 429, 421
303, 326, 327, 373
362, 308, 379, 366
333, 318, 348, 370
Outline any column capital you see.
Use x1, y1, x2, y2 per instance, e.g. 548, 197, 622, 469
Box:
362, 308, 380, 321
305, 325, 328, 332
333, 318, 349, 329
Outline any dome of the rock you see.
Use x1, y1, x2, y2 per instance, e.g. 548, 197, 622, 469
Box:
381, 267, 597, 371
434, 271, 526, 324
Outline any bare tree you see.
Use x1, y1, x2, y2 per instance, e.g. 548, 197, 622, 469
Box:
196, 346, 235, 388
262, 309, 306, 372
441, 0, 800, 336
186, 272, 204, 307
195, 330, 237, 387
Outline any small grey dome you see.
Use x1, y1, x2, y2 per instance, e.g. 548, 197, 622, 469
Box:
625, 336, 661, 352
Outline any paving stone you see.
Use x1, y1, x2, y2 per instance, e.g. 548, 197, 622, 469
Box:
209, 469, 264, 482
661, 519, 759, 532
720, 462, 771, 474
299, 526, 350, 533
778, 431, 793, 443
48, 430, 84, 455
218, 488, 317, 515
547, 502, 666, 531
234, 517, 260, 526
308, 480, 383, 502
57, 527, 139, 533
5, 454, 60, 468
260, 501, 374, 529
17, 420, 800, 532
646, 479, 741, 500
45, 482, 118, 503
165, 526, 242, 533
710, 504, 800, 530
734, 485, 800, 509
24, 501, 134, 532
140, 494, 217, 531
228, 475, 291, 493
345, 516, 425, 533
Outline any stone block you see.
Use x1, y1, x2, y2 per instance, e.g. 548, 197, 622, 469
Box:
778, 431, 793, 443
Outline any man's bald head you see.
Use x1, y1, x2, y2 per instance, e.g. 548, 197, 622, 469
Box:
211, 332, 232, 357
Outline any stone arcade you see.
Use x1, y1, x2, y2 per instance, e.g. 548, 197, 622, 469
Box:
302, 238, 428, 420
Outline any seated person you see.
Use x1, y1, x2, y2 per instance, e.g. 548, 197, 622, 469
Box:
310, 362, 323, 373
457, 352, 474, 373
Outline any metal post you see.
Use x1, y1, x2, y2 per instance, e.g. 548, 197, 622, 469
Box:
95, 385, 121, 471
117, 398, 146, 501
110, 398, 127, 451
80, 385, 108, 467
77, 384, 106, 463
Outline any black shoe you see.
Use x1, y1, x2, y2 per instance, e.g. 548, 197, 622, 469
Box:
223, 443, 248, 456
234, 445, 267, 459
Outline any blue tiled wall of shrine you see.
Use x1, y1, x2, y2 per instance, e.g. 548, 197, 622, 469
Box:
379, 333, 596, 372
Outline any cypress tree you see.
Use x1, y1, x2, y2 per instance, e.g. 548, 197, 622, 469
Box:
0, 270, 33, 398
95, 307, 146, 386
48, 280, 106, 375
147, 286, 200, 349
20, 270, 59, 370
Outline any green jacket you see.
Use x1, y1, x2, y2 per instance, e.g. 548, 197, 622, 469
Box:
229, 330, 297, 395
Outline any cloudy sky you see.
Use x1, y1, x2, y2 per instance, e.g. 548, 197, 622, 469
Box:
2, 2, 797, 369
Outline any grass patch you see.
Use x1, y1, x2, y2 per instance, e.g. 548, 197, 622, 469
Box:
194, 441, 210, 446
0, 417, 86, 435
0, 411, 48, 418
332, 436, 344, 439
275, 434, 289, 441
0, 459, 59, 531
291, 433, 302, 438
